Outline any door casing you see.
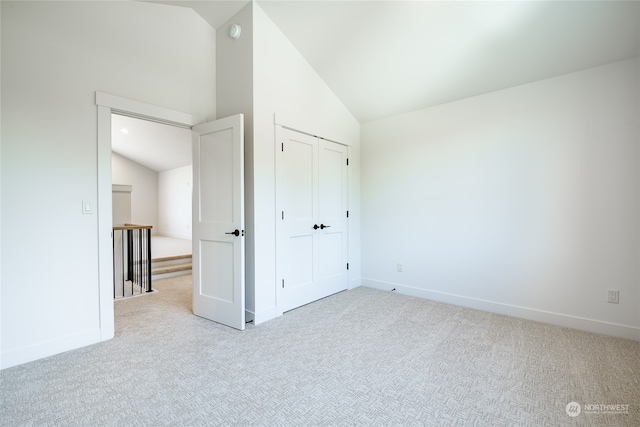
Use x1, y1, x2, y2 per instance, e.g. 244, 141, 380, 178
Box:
96, 92, 202, 341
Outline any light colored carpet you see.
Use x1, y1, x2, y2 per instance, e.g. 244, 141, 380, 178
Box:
1, 276, 638, 426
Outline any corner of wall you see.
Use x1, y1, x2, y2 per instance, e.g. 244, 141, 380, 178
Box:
216, 1, 256, 315
360, 59, 640, 340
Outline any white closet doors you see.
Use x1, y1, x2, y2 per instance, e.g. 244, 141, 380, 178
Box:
276, 127, 349, 313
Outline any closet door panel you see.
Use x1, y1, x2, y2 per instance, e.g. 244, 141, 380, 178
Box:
287, 141, 315, 221
277, 129, 349, 314
287, 235, 314, 290
279, 130, 319, 312
318, 140, 349, 295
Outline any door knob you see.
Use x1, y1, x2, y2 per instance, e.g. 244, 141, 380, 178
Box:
320, 224, 331, 229
225, 229, 240, 236
313, 224, 319, 230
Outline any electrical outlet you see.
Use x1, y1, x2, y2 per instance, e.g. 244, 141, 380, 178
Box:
397, 263, 403, 272
608, 289, 619, 304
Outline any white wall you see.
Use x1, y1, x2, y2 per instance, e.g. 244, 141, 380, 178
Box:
251, 4, 361, 323
112, 184, 132, 227
1, 1, 216, 369
111, 153, 158, 231
0, 0, 3, 370
361, 58, 640, 340
216, 4, 360, 324
158, 165, 192, 240
216, 3, 255, 318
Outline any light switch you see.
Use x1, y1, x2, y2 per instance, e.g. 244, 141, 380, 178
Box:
83, 200, 93, 214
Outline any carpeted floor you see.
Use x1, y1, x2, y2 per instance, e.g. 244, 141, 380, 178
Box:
1, 275, 638, 426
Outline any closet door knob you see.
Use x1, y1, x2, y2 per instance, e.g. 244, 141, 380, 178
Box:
313, 224, 319, 230
320, 224, 331, 229
225, 229, 240, 236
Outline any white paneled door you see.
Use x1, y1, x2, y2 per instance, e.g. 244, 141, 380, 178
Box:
192, 114, 245, 330
318, 139, 349, 296
277, 127, 349, 313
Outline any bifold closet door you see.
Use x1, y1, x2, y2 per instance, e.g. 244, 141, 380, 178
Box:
279, 130, 319, 312
277, 128, 348, 313
317, 139, 348, 297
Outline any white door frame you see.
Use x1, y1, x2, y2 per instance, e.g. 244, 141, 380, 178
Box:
95, 92, 203, 341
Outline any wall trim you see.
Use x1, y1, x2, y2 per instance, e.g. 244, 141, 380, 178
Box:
96, 92, 200, 346
112, 184, 132, 193
362, 278, 640, 342
157, 231, 192, 240
1, 329, 101, 370
273, 113, 353, 147
97, 105, 115, 342
96, 92, 201, 128
249, 306, 277, 325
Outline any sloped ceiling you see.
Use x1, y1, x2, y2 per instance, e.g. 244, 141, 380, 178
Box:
141, 0, 250, 29
128, 0, 639, 171
146, 0, 639, 123
257, 0, 640, 123
111, 114, 192, 172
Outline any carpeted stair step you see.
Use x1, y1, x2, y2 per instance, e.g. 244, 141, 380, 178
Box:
152, 262, 192, 275
152, 254, 192, 265
152, 254, 192, 280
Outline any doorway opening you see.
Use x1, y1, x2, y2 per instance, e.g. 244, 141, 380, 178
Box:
110, 113, 193, 300
97, 92, 246, 337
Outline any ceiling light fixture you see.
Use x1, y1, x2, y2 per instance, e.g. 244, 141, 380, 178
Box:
229, 23, 241, 40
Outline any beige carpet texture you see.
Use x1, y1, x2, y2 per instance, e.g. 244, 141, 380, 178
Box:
1, 275, 638, 426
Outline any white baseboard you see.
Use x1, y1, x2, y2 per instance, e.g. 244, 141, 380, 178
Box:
1, 329, 102, 370
247, 305, 277, 326
157, 231, 191, 240
361, 279, 640, 342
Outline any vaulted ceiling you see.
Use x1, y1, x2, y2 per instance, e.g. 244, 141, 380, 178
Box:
111, 114, 192, 172
128, 0, 639, 171
258, 1, 639, 123
152, 0, 640, 123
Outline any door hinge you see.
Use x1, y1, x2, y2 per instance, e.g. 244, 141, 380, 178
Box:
346, 158, 349, 166
347, 263, 349, 270
282, 279, 285, 288
282, 211, 285, 220
281, 142, 284, 152
346, 210, 349, 218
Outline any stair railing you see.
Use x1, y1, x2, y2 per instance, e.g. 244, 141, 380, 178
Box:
112, 224, 153, 298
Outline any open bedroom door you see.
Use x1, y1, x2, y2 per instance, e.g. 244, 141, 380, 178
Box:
192, 114, 245, 330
